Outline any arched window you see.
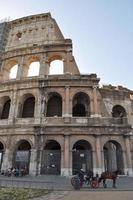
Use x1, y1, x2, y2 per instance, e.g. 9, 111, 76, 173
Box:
112, 105, 126, 118
72, 92, 90, 117
22, 96, 35, 118
9, 64, 18, 79
49, 60, 63, 75
28, 61, 40, 77
1, 99, 11, 119
46, 93, 62, 117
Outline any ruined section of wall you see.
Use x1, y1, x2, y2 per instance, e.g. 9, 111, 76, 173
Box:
5, 13, 65, 51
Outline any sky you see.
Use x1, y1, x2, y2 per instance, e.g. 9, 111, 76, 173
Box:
0, 0, 133, 89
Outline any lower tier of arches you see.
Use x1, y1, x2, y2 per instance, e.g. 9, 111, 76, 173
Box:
0, 134, 133, 176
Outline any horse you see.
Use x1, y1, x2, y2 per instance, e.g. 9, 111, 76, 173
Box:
98, 170, 120, 188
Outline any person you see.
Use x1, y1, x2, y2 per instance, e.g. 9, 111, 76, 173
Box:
77, 169, 85, 187
86, 170, 94, 185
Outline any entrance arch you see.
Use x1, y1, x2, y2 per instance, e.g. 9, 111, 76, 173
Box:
0, 142, 4, 170
103, 140, 124, 173
13, 140, 31, 174
41, 140, 61, 175
72, 140, 93, 174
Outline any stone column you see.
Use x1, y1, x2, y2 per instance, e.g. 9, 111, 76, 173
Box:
69, 99, 72, 117
95, 135, 102, 175
1, 149, 12, 171
123, 150, 128, 174
69, 149, 73, 175
92, 150, 97, 176
101, 150, 105, 172
29, 149, 38, 175
8, 89, 17, 124
16, 57, 25, 79
61, 134, 70, 176
64, 85, 70, 117
64, 51, 71, 74
34, 93, 42, 124
124, 134, 133, 175
39, 54, 49, 77
91, 86, 101, 117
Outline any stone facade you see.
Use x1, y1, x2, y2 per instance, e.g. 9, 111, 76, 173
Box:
0, 13, 133, 176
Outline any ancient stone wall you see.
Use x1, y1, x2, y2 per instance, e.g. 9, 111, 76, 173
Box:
0, 13, 132, 176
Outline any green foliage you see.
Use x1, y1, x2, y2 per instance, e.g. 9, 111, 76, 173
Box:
0, 187, 49, 200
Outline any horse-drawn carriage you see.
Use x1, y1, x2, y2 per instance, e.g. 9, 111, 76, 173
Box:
71, 169, 120, 190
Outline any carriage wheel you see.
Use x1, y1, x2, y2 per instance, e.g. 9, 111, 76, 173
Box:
71, 176, 81, 190
91, 180, 98, 189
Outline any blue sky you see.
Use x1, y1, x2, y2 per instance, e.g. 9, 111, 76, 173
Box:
0, 0, 133, 89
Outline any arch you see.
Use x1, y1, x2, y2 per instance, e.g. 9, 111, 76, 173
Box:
41, 140, 61, 175
9, 64, 18, 79
0, 97, 11, 119
0, 141, 4, 171
72, 92, 90, 117
112, 105, 127, 118
21, 94, 35, 118
49, 60, 64, 75
46, 92, 62, 117
49, 55, 64, 75
72, 140, 93, 174
13, 140, 31, 174
27, 61, 40, 77
4, 60, 18, 80
103, 140, 124, 173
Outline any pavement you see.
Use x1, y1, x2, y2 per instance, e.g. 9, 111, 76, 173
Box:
0, 175, 133, 200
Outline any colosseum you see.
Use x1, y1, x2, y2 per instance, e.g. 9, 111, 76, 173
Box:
0, 13, 133, 176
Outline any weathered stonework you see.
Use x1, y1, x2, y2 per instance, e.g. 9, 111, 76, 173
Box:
0, 13, 133, 176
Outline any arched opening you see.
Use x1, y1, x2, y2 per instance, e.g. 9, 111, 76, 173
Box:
112, 105, 126, 118
28, 61, 40, 77
41, 140, 61, 175
9, 64, 18, 79
103, 140, 124, 174
1, 99, 11, 119
49, 60, 63, 75
13, 140, 31, 174
72, 92, 90, 117
72, 140, 93, 175
46, 93, 62, 117
22, 96, 35, 118
0, 142, 4, 170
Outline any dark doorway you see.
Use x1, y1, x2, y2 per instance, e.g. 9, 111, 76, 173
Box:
72, 140, 93, 174
14, 140, 31, 174
104, 140, 124, 173
0, 142, 4, 170
41, 140, 61, 175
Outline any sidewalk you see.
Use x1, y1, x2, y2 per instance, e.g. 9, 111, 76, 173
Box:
31, 190, 133, 200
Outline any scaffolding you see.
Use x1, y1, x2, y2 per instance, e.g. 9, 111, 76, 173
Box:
0, 20, 10, 69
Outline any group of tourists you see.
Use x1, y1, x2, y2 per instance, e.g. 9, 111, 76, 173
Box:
1, 166, 28, 177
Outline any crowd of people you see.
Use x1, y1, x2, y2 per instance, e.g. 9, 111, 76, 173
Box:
1, 166, 28, 177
